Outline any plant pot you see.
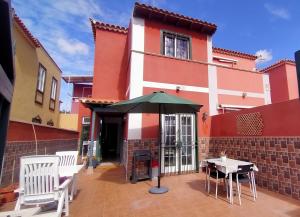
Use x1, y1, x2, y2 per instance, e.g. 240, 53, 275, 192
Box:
0, 192, 17, 203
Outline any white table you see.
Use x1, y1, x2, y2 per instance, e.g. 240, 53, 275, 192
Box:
206, 158, 258, 204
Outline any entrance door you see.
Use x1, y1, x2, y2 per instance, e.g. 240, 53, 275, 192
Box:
161, 114, 195, 174
101, 123, 119, 161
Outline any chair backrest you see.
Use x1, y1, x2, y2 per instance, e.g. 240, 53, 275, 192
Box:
19, 155, 60, 204
56, 151, 78, 167
237, 164, 254, 174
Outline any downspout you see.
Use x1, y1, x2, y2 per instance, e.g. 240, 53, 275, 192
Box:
294, 50, 300, 98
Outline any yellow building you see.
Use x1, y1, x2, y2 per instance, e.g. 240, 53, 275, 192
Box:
10, 14, 62, 127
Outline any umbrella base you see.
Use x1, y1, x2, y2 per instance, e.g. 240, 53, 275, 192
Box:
149, 186, 169, 194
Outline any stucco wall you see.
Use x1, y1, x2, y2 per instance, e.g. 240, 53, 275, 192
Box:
59, 113, 79, 131
10, 22, 61, 127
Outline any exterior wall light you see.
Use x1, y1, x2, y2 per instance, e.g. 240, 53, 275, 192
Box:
176, 86, 181, 92
202, 112, 208, 122
242, 92, 247, 98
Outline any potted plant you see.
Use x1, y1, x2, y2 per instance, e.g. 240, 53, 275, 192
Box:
220, 150, 227, 162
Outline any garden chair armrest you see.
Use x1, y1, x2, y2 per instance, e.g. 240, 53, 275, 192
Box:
59, 177, 72, 190
14, 187, 23, 193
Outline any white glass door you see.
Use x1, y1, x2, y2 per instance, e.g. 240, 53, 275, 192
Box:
161, 114, 195, 174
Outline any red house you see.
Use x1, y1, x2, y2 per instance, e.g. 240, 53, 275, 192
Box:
68, 3, 298, 178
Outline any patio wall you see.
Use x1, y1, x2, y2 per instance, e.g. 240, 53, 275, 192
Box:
207, 99, 300, 200
1, 120, 79, 186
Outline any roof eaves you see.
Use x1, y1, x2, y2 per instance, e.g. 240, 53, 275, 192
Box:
134, 2, 217, 35
90, 18, 128, 41
213, 47, 257, 60
261, 59, 296, 72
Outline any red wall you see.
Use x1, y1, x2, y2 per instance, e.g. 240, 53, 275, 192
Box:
144, 20, 208, 61
77, 102, 91, 133
285, 64, 299, 100
92, 29, 128, 100
7, 120, 79, 142
267, 64, 289, 104
141, 87, 210, 139
210, 99, 300, 137
144, 54, 208, 87
71, 84, 92, 113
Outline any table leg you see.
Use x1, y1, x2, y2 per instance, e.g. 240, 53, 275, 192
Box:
229, 173, 233, 204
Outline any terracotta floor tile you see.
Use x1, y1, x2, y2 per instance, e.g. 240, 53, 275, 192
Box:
1, 166, 300, 217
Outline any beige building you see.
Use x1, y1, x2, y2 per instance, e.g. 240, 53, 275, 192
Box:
10, 14, 62, 127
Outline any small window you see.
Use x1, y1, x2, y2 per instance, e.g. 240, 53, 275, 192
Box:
162, 32, 190, 59
35, 64, 46, 104
50, 78, 57, 100
49, 77, 57, 111
37, 64, 46, 93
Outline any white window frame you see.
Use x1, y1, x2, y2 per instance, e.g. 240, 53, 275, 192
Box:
163, 32, 190, 60
37, 64, 46, 93
50, 77, 57, 100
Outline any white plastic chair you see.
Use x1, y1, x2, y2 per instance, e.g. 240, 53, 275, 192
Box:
14, 155, 71, 217
56, 151, 80, 201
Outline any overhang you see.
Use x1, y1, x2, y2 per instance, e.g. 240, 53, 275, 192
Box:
62, 75, 93, 84
133, 2, 217, 35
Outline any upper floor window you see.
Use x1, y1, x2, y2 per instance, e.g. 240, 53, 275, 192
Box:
49, 77, 57, 111
35, 64, 46, 104
162, 31, 191, 60
50, 78, 57, 100
37, 64, 46, 92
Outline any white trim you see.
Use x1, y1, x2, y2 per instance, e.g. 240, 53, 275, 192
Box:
213, 55, 238, 63
208, 65, 218, 115
218, 89, 265, 98
128, 17, 145, 140
218, 104, 254, 109
263, 74, 272, 104
207, 36, 213, 63
143, 81, 209, 93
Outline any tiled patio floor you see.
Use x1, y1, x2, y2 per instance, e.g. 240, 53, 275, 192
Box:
1, 165, 299, 217
68, 165, 300, 217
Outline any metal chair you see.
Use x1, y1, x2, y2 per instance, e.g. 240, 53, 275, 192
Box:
233, 164, 256, 205
206, 162, 227, 199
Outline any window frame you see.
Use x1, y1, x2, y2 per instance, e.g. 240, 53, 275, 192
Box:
49, 77, 57, 111
50, 77, 57, 100
160, 30, 192, 60
35, 63, 47, 105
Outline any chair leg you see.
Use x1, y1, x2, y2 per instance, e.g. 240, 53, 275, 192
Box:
64, 188, 69, 216
251, 171, 257, 199
14, 197, 21, 211
236, 175, 241, 206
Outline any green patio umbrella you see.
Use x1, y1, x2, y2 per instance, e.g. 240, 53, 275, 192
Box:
110, 91, 202, 194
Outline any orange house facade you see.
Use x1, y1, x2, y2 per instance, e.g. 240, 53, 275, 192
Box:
77, 3, 279, 178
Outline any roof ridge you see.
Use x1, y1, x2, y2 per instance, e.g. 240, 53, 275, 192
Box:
134, 2, 217, 28
213, 47, 257, 60
261, 59, 295, 72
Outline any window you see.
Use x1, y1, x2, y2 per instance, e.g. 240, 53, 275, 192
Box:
50, 78, 57, 100
35, 64, 46, 104
49, 77, 57, 111
162, 32, 190, 59
37, 64, 46, 92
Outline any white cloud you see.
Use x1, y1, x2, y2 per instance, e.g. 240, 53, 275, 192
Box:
264, 3, 290, 20
57, 38, 89, 55
255, 49, 273, 64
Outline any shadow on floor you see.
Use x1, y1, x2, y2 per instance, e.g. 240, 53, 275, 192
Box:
95, 166, 127, 184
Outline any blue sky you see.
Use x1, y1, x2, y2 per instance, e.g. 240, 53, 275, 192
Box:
12, 0, 300, 111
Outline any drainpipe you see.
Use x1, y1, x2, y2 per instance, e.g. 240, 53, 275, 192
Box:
295, 50, 300, 98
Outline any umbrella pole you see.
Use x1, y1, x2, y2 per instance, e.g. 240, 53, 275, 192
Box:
149, 104, 168, 194
158, 104, 161, 188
